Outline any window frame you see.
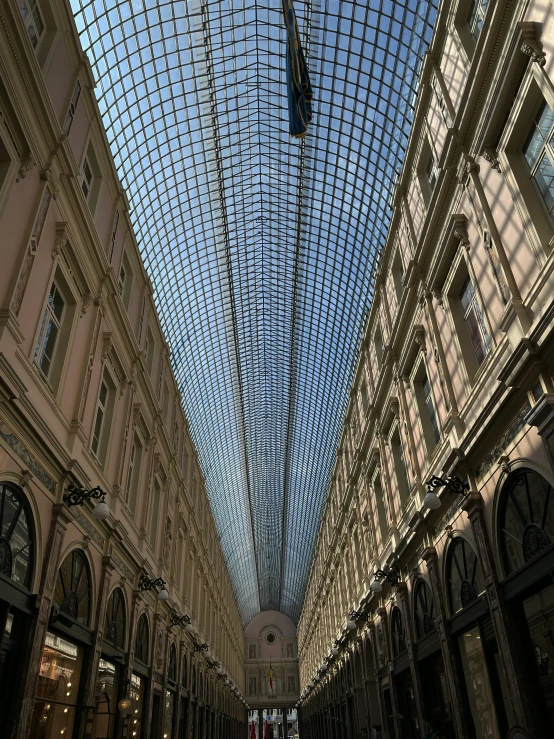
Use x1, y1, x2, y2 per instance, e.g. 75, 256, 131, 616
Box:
79, 141, 102, 214
18, 0, 46, 51
453, 0, 490, 62
497, 65, 554, 256
118, 250, 133, 310
90, 365, 117, 465
418, 135, 439, 207
0, 117, 19, 217
62, 80, 82, 136
443, 247, 494, 387
33, 265, 78, 395
109, 208, 119, 261
411, 355, 441, 457
125, 430, 144, 516
148, 476, 162, 550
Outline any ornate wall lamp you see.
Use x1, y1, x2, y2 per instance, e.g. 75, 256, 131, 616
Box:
330, 639, 341, 657
170, 610, 195, 632
138, 575, 169, 601
347, 609, 370, 630
370, 567, 401, 593
423, 474, 470, 510
63, 484, 109, 520
207, 659, 220, 671
193, 640, 211, 658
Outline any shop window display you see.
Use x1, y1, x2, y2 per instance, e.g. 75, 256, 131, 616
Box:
458, 630, 500, 739
522, 582, 554, 724
128, 673, 145, 739
90, 658, 119, 739
30, 632, 83, 739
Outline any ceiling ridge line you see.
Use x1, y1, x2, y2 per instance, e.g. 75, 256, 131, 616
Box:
198, 0, 262, 619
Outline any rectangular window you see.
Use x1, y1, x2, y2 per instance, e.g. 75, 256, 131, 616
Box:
460, 276, 491, 366
426, 149, 438, 192
391, 428, 410, 504
63, 81, 81, 136
81, 156, 93, 200
149, 480, 161, 547
145, 328, 154, 374
392, 250, 404, 305
118, 263, 126, 297
423, 373, 441, 445
19, 0, 45, 49
138, 296, 146, 342
91, 369, 115, 463
109, 209, 119, 260
125, 434, 143, 515
523, 101, 554, 217
118, 252, 133, 310
157, 362, 164, 399
163, 382, 170, 422
34, 281, 65, 380
467, 0, 488, 43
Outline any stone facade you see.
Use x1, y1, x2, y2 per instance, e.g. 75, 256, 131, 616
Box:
297, 1, 554, 739
0, 1, 246, 738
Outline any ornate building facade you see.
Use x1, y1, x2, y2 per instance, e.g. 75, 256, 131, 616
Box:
297, 1, 554, 738
0, 0, 246, 737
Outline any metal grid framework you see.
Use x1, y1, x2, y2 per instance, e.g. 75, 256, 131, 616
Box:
70, 0, 436, 624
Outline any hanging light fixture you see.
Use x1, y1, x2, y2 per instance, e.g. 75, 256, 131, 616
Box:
370, 568, 401, 593
423, 475, 469, 509
64, 485, 110, 520
138, 575, 169, 601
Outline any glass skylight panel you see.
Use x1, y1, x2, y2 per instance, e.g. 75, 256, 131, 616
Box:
70, 0, 436, 624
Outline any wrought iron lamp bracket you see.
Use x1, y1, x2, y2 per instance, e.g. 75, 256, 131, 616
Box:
138, 575, 166, 592
170, 610, 191, 627
374, 567, 401, 586
63, 484, 106, 507
426, 474, 470, 496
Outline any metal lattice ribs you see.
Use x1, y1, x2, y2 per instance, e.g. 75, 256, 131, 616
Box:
70, 0, 437, 623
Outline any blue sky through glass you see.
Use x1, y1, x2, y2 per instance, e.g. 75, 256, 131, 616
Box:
70, 0, 437, 624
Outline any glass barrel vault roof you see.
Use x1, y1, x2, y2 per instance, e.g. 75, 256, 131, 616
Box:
70, 0, 437, 624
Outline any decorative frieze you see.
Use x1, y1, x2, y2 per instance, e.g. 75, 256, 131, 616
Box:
0, 427, 56, 493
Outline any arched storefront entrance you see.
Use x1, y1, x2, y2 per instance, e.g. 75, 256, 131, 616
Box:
498, 466, 554, 736
0, 482, 36, 730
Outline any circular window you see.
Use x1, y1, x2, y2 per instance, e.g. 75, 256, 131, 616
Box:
265, 632, 276, 644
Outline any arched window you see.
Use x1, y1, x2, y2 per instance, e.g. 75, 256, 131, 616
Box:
391, 607, 407, 657
414, 579, 436, 640
53, 549, 91, 625
181, 654, 188, 687
499, 468, 554, 575
446, 537, 484, 614
0, 482, 34, 588
135, 613, 150, 664
105, 587, 126, 649
168, 643, 177, 682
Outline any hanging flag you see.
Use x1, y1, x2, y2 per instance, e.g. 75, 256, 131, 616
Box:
281, 0, 313, 138
264, 719, 270, 739
269, 657, 274, 691
250, 720, 257, 739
